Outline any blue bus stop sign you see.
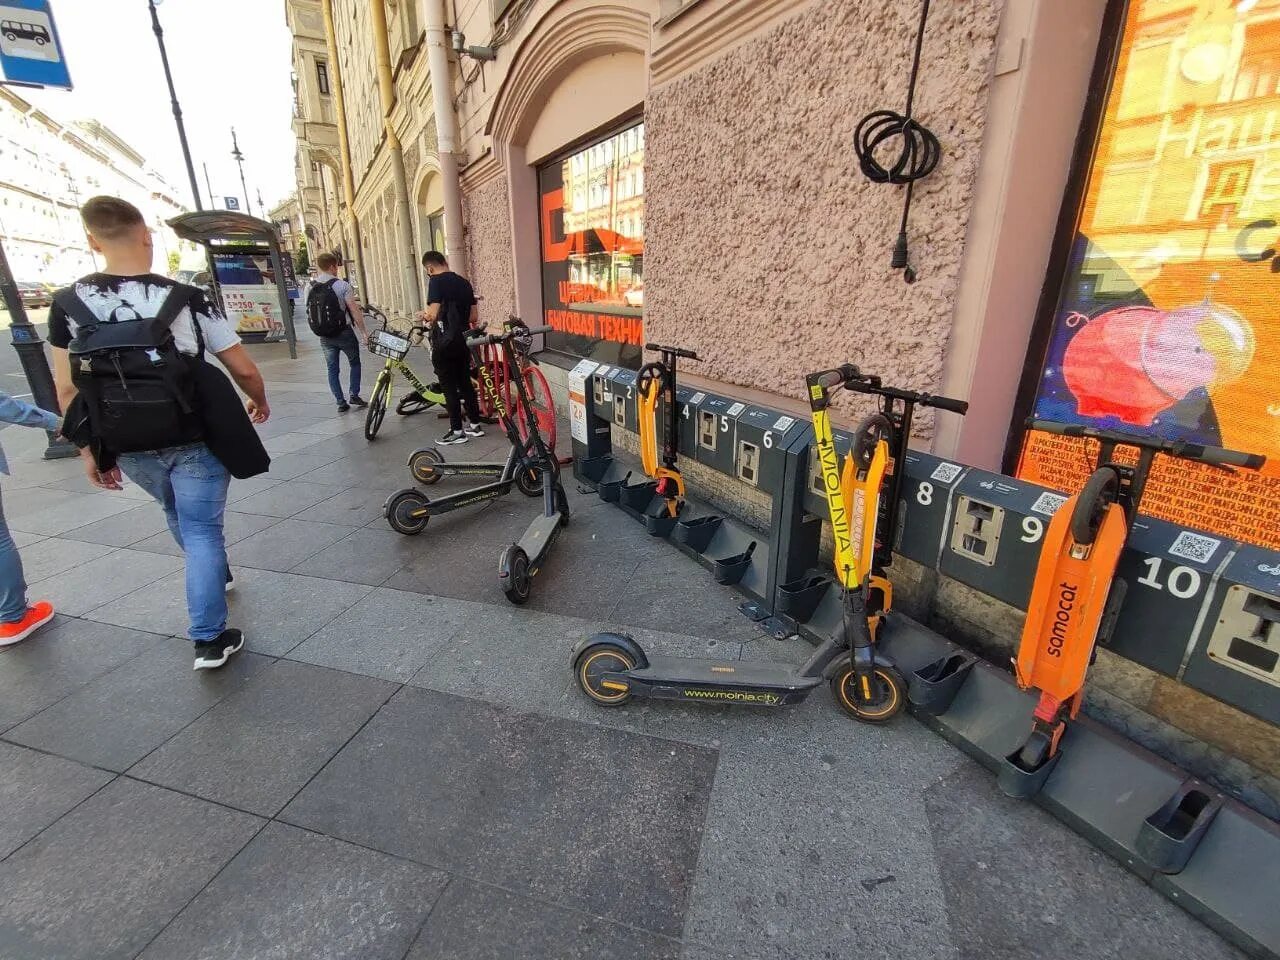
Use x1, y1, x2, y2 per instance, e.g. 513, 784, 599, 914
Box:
0, 0, 70, 90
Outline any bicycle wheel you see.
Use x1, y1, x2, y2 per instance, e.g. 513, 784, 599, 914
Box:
507, 364, 557, 452
365, 373, 391, 440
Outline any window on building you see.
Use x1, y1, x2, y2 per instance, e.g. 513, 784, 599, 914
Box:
538, 120, 644, 367
316, 60, 330, 96
1017, 0, 1280, 549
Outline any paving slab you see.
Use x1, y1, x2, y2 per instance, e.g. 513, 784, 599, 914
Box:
289, 526, 416, 585
130, 659, 396, 816
8, 490, 139, 536
922, 761, 1246, 960
282, 687, 717, 937
254, 448, 345, 482
13, 536, 116, 583
227, 517, 352, 572
406, 878, 683, 960
138, 822, 448, 960
608, 551, 772, 642
38, 475, 156, 501
56, 502, 172, 547
224, 475, 283, 504
291, 485, 397, 527
287, 587, 470, 681
0, 777, 262, 960
0, 618, 163, 731
26, 547, 184, 617
261, 432, 331, 457
228, 479, 347, 519
5, 645, 272, 771
88, 568, 373, 656
129, 510, 282, 557
0, 741, 113, 859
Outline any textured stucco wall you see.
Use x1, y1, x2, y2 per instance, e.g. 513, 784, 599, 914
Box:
463, 177, 517, 328
645, 0, 1003, 436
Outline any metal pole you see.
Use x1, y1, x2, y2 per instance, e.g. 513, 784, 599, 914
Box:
267, 238, 297, 360
148, 0, 202, 211
203, 162, 214, 209
257, 189, 265, 220
231, 128, 250, 214
0, 239, 76, 458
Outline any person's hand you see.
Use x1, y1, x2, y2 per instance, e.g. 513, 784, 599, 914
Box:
81, 449, 122, 491
247, 399, 270, 424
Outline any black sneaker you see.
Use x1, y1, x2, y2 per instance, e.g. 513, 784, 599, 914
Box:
225, 571, 235, 594
337, 402, 350, 413
437, 430, 467, 446
194, 629, 244, 671
463, 422, 484, 438
349, 395, 368, 408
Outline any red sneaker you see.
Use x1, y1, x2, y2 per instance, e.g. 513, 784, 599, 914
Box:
0, 602, 55, 647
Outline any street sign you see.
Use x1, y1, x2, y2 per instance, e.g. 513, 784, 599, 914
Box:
0, 0, 71, 90
225, 197, 240, 211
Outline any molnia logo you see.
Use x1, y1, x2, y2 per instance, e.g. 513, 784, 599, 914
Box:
1047, 581, 1078, 658
684, 689, 782, 705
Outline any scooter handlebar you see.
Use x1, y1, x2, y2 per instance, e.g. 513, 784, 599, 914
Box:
1027, 419, 1264, 469
645, 342, 700, 360
926, 394, 969, 415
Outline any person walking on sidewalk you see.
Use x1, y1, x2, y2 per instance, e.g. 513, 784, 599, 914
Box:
0, 392, 62, 647
418, 251, 484, 446
49, 196, 271, 671
307, 252, 368, 413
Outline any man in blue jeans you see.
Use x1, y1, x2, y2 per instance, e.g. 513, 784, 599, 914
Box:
311, 252, 368, 412
50, 196, 271, 670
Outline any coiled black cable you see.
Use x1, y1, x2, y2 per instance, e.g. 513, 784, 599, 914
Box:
853, 0, 939, 283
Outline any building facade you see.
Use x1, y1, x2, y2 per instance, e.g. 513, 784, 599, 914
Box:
0, 88, 189, 284
268, 192, 307, 267
290, 0, 1280, 798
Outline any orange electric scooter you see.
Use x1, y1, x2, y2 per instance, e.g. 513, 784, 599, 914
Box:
636, 342, 700, 520
1000, 419, 1265, 797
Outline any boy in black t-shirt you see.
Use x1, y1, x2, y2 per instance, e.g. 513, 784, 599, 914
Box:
417, 251, 484, 446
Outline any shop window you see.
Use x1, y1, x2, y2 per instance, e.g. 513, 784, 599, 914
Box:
538, 120, 645, 367
1017, 0, 1280, 549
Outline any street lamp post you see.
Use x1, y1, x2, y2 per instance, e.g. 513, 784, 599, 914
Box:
148, 0, 202, 211
0, 240, 76, 458
231, 129, 250, 215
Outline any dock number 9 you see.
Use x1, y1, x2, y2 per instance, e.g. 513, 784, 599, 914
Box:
1021, 517, 1044, 543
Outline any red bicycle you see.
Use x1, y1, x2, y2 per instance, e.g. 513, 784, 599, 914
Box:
475, 318, 557, 453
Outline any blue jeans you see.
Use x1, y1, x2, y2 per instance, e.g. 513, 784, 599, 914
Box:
0, 484, 30, 623
118, 444, 230, 643
321, 326, 362, 404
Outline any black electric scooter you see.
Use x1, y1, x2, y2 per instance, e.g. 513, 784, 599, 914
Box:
571, 363, 966, 720
384, 324, 569, 602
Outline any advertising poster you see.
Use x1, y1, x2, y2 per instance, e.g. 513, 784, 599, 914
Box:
538, 123, 645, 367
210, 248, 286, 342
1020, 0, 1280, 549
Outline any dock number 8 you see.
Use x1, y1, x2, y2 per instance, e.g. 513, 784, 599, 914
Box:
916, 482, 934, 506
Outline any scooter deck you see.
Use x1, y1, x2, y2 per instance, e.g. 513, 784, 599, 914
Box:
608, 655, 825, 707
1014, 499, 1127, 706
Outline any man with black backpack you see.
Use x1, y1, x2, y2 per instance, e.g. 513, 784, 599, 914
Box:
307, 252, 367, 413
49, 196, 271, 671
418, 250, 484, 446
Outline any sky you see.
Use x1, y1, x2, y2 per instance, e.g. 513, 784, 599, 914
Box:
24, 0, 297, 215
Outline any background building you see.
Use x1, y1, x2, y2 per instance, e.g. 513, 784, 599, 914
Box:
268, 192, 307, 269
0, 87, 190, 284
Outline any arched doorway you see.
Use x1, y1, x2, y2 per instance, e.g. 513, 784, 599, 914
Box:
416, 172, 445, 259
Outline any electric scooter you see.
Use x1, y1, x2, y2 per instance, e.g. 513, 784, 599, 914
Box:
636, 343, 699, 520
571, 363, 967, 721
1000, 420, 1264, 795
384, 324, 569, 603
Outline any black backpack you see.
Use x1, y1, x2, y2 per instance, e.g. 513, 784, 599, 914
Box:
55, 284, 205, 454
307, 279, 349, 337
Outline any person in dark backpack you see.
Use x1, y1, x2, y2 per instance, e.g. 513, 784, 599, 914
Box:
418, 250, 483, 446
308, 252, 367, 412
49, 196, 270, 672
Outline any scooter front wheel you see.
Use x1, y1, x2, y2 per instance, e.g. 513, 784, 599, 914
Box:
501, 544, 533, 605
385, 489, 430, 535
514, 465, 544, 498
574, 642, 636, 706
831, 663, 906, 723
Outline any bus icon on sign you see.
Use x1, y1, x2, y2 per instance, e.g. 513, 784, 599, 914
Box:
2, 20, 49, 44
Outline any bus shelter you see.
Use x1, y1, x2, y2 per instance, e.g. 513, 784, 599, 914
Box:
167, 211, 298, 359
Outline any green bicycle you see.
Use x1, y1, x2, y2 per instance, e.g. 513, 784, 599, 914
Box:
363, 305, 447, 440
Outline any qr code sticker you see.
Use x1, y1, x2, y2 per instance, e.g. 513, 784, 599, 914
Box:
930, 462, 962, 484
1031, 492, 1068, 516
1168, 531, 1221, 565
773, 415, 795, 432
690, 392, 706, 404
727, 402, 746, 416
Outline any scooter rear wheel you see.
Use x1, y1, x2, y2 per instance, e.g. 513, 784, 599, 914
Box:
385, 489, 430, 535
1016, 730, 1053, 770
515, 465, 544, 498
831, 664, 906, 723
575, 642, 637, 706
501, 545, 532, 604
396, 391, 435, 416
410, 448, 444, 485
